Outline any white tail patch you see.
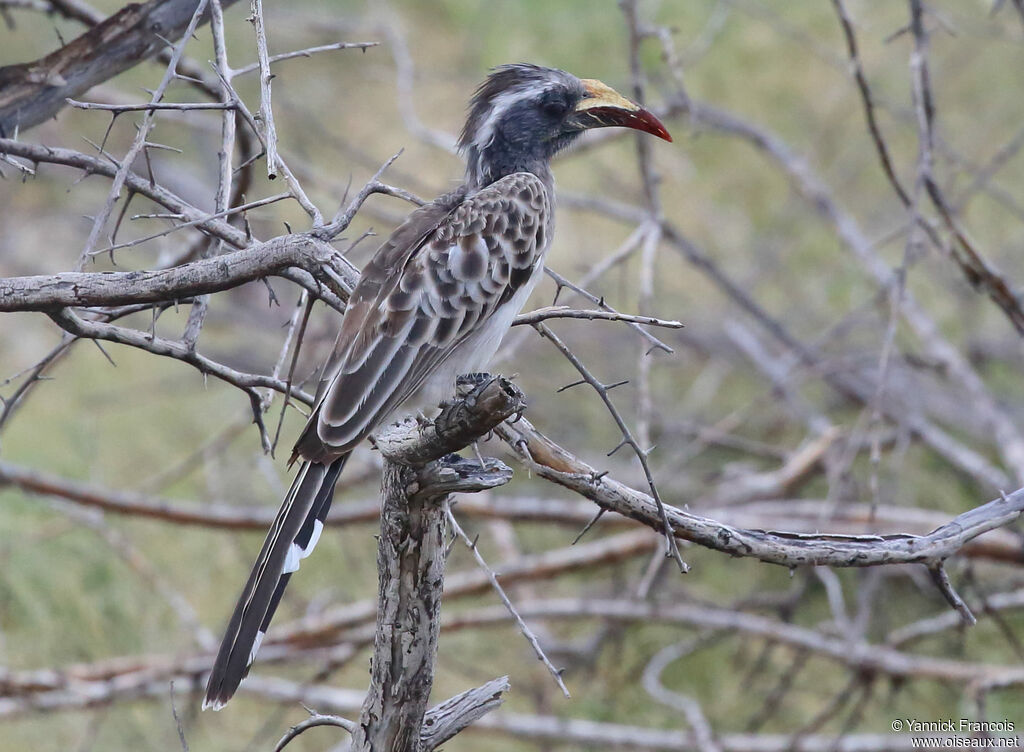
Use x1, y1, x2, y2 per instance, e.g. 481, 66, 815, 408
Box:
202, 696, 226, 712
247, 630, 265, 667
305, 519, 324, 557
282, 543, 302, 574
282, 519, 325, 575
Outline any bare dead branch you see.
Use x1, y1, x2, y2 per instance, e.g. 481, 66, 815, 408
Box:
74, 0, 211, 268
66, 100, 235, 112
272, 712, 356, 752
47, 308, 315, 404
496, 414, 1024, 569
0, 233, 355, 312
348, 376, 520, 750
445, 598, 1024, 687
249, 0, 277, 180
927, 562, 976, 627
513, 305, 682, 329
0, 138, 249, 247
418, 676, 510, 750
230, 40, 379, 77
833, 0, 1024, 336
534, 323, 687, 571
444, 504, 570, 698
373, 375, 525, 466
0, 0, 242, 135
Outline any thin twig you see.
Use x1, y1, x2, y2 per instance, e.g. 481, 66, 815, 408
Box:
231, 40, 379, 76
444, 503, 571, 698
533, 322, 688, 572
928, 562, 977, 626
75, 0, 211, 269
272, 713, 356, 752
512, 306, 682, 329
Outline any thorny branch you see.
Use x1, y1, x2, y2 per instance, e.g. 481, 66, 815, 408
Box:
495, 414, 1024, 571
4, 2, 1024, 748
832, 0, 1024, 335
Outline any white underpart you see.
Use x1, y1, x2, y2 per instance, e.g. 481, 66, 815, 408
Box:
247, 630, 265, 667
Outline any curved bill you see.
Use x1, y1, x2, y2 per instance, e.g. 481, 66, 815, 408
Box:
569, 78, 673, 142
572, 105, 672, 142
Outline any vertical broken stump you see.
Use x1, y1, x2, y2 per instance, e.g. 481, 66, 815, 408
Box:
350, 376, 524, 751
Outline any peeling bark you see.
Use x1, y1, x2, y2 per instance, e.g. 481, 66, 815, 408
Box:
0, 0, 241, 135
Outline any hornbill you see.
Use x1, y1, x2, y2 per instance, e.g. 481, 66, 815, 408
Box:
203, 64, 671, 710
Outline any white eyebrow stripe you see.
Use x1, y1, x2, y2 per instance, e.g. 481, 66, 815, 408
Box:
473, 83, 555, 154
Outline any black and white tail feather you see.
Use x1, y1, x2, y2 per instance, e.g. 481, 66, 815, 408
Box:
203, 456, 346, 710
202, 63, 670, 710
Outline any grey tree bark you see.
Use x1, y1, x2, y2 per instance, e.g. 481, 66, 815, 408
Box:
348, 376, 524, 750
0, 0, 241, 135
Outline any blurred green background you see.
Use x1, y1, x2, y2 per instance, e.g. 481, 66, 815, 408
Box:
2, 0, 1024, 749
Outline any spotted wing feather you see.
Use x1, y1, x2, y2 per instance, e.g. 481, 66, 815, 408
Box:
293, 172, 550, 462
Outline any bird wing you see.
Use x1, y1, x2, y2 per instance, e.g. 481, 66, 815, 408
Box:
206, 173, 549, 710
292, 171, 550, 462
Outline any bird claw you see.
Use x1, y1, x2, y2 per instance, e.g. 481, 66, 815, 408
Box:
470, 439, 488, 469
456, 372, 495, 395
457, 372, 495, 388
456, 372, 498, 401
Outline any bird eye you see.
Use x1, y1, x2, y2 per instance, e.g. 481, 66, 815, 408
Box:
542, 99, 569, 118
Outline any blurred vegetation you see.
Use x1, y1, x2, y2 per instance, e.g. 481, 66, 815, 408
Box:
2, 0, 1024, 750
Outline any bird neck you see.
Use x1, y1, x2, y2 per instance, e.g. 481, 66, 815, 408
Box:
465, 137, 554, 192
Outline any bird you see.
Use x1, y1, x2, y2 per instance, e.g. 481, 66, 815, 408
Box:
203, 63, 671, 710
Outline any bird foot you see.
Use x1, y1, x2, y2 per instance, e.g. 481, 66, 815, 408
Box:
457, 371, 495, 388
456, 371, 497, 400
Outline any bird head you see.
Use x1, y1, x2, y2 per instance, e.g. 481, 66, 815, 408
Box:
459, 64, 671, 187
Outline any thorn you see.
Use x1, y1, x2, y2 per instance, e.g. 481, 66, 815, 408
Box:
607, 439, 628, 457
572, 508, 606, 545
557, 379, 587, 393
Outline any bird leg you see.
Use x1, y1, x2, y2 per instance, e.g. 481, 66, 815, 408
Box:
457, 372, 498, 468
456, 371, 497, 396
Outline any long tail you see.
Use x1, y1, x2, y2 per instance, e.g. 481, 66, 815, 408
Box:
203, 454, 348, 710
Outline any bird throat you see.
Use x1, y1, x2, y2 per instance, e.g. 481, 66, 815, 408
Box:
466, 136, 556, 192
